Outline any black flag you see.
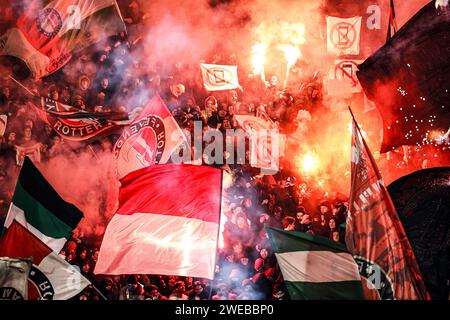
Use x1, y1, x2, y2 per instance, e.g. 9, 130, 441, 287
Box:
357, 1, 450, 153
387, 167, 450, 300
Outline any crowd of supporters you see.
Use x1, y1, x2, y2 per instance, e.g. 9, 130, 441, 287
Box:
0, 0, 430, 300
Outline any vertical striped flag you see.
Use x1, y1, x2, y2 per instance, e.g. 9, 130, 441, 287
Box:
345, 111, 429, 300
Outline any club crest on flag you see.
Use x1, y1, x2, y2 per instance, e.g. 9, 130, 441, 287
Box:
113, 115, 166, 167
0, 0, 126, 79
36, 8, 63, 38
0, 287, 24, 300
38, 97, 122, 141
354, 256, 394, 300
113, 94, 186, 179
28, 265, 55, 300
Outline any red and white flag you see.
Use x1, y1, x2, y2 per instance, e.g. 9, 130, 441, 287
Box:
31, 96, 127, 142
94, 163, 222, 279
0, 221, 90, 300
0, 0, 126, 79
113, 94, 186, 179
345, 114, 429, 300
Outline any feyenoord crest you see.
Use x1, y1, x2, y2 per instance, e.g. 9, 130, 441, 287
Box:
36, 8, 62, 38
28, 266, 55, 300
0, 287, 24, 300
114, 115, 166, 167
354, 256, 395, 300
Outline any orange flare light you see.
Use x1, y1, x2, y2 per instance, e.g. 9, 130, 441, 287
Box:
280, 44, 301, 68
251, 42, 267, 75
298, 151, 319, 175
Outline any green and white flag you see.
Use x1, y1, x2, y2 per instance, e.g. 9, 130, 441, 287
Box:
266, 227, 365, 300
3, 157, 83, 253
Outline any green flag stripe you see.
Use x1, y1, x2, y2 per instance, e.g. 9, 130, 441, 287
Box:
12, 181, 73, 240
18, 158, 83, 229
284, 280, 365, 300
266, 227, 348, 253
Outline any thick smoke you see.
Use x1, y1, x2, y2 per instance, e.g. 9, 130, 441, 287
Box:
2, 0, 447, 240
37, 145, 119, 239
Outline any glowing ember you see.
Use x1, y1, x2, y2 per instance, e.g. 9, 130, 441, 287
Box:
428, 128, 450, 145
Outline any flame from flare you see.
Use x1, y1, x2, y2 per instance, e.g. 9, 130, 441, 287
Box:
297, 151, 319, 175
252, 22, 306, 71
251, 42, 267, 75
279, 44, 301, 68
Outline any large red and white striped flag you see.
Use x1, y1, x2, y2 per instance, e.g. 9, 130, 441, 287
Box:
94, 164, 222, 279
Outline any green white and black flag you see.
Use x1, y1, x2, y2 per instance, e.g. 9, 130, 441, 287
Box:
3, 157, 83, 253
266, 227, 365, 300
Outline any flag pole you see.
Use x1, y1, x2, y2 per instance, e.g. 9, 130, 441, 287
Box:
91, 284, 108, 300
206, 170, 225, 300
348, 106, 430, 300
87, 145, 101, 162
348, 106, 384, 181
8, 75, 37, 97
